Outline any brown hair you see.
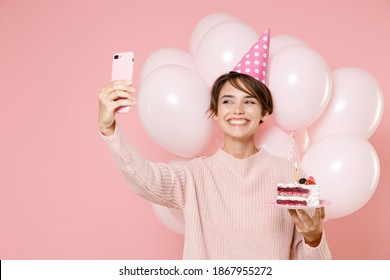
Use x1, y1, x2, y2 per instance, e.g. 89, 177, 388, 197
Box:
207, 72, 273, 123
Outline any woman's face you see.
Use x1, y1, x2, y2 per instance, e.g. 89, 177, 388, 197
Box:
214, 80, 269, 141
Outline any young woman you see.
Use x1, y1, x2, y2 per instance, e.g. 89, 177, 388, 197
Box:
98, 71, 331, 260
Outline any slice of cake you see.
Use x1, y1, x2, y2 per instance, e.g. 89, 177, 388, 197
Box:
276, 176, 320, 207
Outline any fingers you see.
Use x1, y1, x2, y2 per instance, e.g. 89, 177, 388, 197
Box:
98, 80, 137, 134
100, 82, 135, 98
289, 207, 325, 220
115, 98, 137, 108
100, 80, 134, 98
108, 90, 136, 102
101, 80, 132, 93
287, 209, 303, 228
99, 81, 137, 110
311, 207, 325, 223
287, 208, 323, 230
288, 207, 325, 246
320, 207, 325, 219
101, 96, 137, 114
287, 209, 298, 218
288, 209, 311, 225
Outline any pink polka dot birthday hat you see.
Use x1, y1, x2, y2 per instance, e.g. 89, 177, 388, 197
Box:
231, 28, 270, 85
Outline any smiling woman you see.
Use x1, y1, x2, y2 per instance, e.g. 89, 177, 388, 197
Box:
98, 29, 332, 259
208, 72, 272, 158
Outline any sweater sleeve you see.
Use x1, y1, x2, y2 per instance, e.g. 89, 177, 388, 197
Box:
100, 125, 187, 209
290, 227, 332, 260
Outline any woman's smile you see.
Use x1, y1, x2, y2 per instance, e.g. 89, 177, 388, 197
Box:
226, 118, 250, 126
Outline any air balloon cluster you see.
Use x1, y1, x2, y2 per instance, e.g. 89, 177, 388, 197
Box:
137, 13, 383, 233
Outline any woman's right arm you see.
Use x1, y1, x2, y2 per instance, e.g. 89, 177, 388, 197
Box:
98, 80, 186, 209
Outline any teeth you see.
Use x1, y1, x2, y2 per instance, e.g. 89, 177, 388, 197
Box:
228, 119, 248, 125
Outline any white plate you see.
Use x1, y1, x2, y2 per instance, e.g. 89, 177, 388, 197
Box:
266, 199, 332, 209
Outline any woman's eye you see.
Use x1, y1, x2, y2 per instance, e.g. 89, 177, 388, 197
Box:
222, 100, 232, 104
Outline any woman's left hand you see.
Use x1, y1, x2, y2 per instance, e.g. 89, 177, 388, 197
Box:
288, 207, 325, 247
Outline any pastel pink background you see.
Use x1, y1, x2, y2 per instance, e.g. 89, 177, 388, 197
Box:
0, 0, 389, 259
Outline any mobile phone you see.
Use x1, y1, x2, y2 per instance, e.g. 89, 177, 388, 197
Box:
111, 51, 134, 113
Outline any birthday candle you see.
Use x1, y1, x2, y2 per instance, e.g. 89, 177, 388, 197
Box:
294, 162, 299, 183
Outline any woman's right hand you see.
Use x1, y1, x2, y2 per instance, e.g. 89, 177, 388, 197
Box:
98, 80, 137, 136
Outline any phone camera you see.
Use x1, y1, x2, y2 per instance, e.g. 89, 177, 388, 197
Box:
114, 55, 119, 59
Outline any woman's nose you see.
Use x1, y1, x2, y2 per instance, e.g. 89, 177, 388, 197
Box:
233, 103, 245, 114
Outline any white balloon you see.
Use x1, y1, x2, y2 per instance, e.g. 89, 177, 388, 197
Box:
270, 34, 307, 58
138, 65, 214, 158
152, 203, 184, 234
300, 134, 380, 219
194, 21, 258, 86
308, 68, 384, 144
140, 48, 195, 82
190, 13, 238, 56
269, 45, 332, 131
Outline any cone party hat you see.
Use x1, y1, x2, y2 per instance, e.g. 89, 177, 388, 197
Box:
231, 28, 270, 85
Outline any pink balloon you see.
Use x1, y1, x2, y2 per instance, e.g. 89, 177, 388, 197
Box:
152, 203, 184, 234
138, 65, 213, 158
194, 21, 258, 86
190, 13, 238, 56
300, 134, 380, 219
268, 45, 332, 132
140, 48, 195, 82
269, 34, 307, 58
308, 68, 384, 144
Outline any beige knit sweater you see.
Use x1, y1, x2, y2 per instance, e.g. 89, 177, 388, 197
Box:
102, 126, 332, 260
